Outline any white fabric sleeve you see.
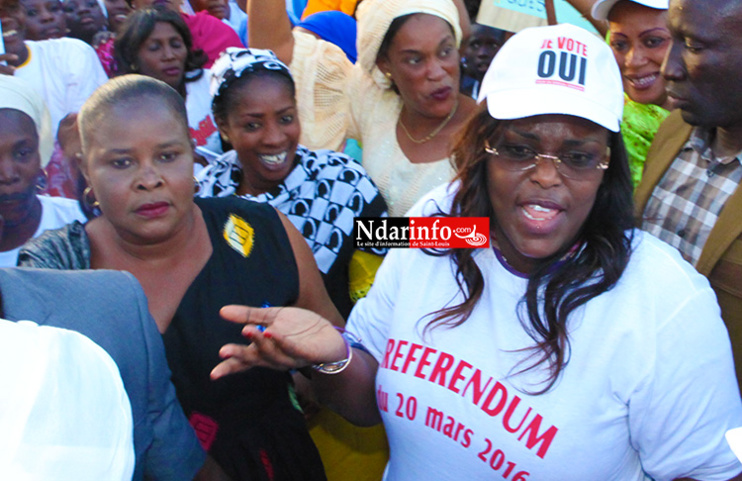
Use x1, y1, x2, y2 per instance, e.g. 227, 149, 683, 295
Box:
630, 287, 742, 481
62, 39, 108, 115
290, 30, 354, 151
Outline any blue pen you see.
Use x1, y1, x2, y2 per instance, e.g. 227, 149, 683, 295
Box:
256, 302, 272, 332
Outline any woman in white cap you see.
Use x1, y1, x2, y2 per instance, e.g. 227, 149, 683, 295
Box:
211, 23, 742, 480
0, 75, 86, 267
585, 0, 673, 187
248, 0, 475, 217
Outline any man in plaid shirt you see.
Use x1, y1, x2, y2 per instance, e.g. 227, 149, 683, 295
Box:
635, 0, 742, 387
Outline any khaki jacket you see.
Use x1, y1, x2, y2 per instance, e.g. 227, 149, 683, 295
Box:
635, 110, 742, 383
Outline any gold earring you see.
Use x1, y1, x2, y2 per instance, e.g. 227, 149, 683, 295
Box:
384, 71, 392, 80
83, 186, 100, 209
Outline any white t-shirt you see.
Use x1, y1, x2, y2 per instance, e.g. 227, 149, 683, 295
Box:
15, 38, 108, 138
0, 195, 86, 267
185, 70, 222, 156
347, 183, 742, 481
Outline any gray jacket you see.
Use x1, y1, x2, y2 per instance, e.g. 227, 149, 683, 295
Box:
0, 268, 205, 480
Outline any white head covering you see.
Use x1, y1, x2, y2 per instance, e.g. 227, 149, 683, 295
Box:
0, 319, 135, 481
0, 76, 54, 167
355, 0, 462, 90
478, 23, 624, 132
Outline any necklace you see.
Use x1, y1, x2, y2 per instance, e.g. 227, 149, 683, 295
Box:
398, 98, 459, 144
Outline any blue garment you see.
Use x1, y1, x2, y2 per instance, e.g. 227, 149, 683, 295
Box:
226, 2, 249, 46
297, 11, 357, 63
237, 14, 248, 47
285, 0, 306, 25
0, 268, 206, 481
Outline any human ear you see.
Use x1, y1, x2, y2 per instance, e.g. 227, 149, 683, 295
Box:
215, 116, 231, 143
376, 56, 392, 78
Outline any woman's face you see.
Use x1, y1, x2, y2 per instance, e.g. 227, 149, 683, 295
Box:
191, 0, 228, 20
63, 0, 106, 41
486, 115, 609, 274
377, 13, 460, 119
21, 0, 65, 39
103, 0, 130, 31
608, 1, 671, 108
82, 101, 196, 244
136, 21, 188, 89
217, 75, 300, 196
0, 109, 42, 228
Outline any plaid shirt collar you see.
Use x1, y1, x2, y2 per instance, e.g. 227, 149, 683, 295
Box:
686, 127, 742, 166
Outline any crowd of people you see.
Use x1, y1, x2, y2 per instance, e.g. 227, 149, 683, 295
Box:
2, 0, 742, 479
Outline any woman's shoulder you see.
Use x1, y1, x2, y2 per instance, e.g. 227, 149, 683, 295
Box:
27, 37, 94, 55
405, 182, 459, 217
18, 220, 90, 269
296, 145, 371, 177
26, 38, 101, 70
184, 68, 210, 93
292, 145, 387, 211
626, 230, 713, 295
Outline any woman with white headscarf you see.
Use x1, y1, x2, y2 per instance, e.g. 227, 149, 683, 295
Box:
248, 0, 474, 216
0, 75, 86, 267
0, 318, 135, 481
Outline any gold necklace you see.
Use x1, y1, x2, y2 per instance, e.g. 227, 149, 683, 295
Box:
398, 98, 459, 144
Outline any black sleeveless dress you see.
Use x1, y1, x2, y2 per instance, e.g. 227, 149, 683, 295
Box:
162, 197, 326, 481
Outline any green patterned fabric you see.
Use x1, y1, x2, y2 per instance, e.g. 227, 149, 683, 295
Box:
621, 96, 670, 189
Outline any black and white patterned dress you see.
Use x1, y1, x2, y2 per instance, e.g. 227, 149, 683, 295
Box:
195, 145, 388, 317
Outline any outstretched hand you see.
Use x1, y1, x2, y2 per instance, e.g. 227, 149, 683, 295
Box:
210, 305, 347, 380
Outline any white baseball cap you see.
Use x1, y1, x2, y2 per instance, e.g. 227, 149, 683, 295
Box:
591, 0, 668, 21
477, 23, 623, 132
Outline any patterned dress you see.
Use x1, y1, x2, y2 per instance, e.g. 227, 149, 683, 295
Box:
196, 145, 387, 317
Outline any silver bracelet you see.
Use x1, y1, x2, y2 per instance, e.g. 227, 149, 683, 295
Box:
311, 328, 361, 375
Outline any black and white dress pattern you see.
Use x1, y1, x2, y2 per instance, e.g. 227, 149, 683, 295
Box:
195, 145, 388, 315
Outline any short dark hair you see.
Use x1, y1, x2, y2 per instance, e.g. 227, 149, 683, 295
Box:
78, 74, 189, 153
114, 7, 207, 84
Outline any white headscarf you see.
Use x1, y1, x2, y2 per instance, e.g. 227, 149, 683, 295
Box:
0, 75, 54, 167
355, 0, 462, 90
0, 319, 135, 481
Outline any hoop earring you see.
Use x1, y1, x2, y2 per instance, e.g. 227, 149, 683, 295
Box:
83, 186, 100, 209
193, 176, 201, 195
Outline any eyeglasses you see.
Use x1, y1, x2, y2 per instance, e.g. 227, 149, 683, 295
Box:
484, 140, 610, 180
